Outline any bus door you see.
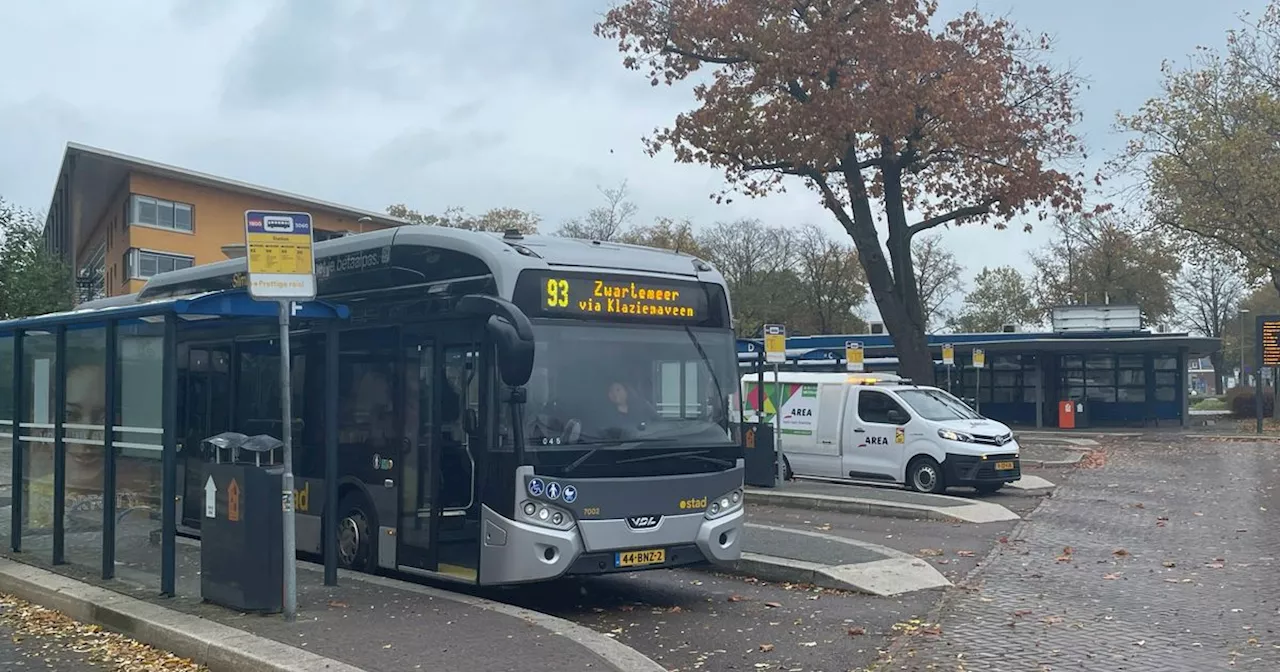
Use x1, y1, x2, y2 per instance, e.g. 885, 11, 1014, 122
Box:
396, 323, 484, 581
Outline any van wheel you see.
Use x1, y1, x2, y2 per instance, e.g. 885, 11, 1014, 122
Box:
782, 455, 794, 481
337, 491, 378, 572
907, 456, 946, 494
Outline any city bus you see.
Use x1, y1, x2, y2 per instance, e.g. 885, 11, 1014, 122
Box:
95, 225, 745, 585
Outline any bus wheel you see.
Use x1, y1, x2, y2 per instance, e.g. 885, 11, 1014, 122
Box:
907, 456, 946, 494
337, 492, 376, 572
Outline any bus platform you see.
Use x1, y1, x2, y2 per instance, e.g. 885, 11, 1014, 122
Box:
0, 538, 666, 672
745, 479, 1022, 524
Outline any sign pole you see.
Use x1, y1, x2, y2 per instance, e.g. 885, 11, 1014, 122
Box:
763, 324, 786, 485
973, 348, 985, 414
244, 210, 315, 623
277, 300, 297, 622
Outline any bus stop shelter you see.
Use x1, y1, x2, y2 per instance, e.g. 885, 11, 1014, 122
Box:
0, 289, 348, 596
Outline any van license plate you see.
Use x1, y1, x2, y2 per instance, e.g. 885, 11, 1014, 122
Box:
616, 549, 666, 568
995, 461, 1015, 471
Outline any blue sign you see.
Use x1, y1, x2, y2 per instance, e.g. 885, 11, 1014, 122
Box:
562, 485, 577, 503
528, 478, 544, 497
546, 482, 562, 500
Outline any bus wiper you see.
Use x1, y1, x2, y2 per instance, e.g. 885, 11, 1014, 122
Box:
561, 440, 637, 474
616, 449, 733, 467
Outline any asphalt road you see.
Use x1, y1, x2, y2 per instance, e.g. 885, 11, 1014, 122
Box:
0, 613, 107, 671
474, 476, 1056, 671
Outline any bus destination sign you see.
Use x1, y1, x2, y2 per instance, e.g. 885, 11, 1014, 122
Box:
516, 271, 718, 325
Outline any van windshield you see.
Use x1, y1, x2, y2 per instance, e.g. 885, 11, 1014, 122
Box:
897, 388, 983, 421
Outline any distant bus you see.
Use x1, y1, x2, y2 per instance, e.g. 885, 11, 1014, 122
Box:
96, 225, 745, 585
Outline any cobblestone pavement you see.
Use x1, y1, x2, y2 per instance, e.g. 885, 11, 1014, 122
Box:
891, 436, 1280, 671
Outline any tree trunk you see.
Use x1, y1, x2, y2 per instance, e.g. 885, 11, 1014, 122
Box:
817, 153, 936, 385
1210, 350, 1225, 396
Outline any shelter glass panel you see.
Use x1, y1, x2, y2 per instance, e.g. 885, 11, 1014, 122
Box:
112, 323, 165, 584
0, 335, 12, 550
63, 327, 108, 570
20, 332, 56, 553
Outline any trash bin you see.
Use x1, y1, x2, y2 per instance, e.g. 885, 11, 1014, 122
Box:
1074, 400, 1089, 429
1058, 400, 1076, 429
200, 433, 285, 613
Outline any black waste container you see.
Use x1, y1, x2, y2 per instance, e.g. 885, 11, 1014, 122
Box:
742, 424, 778, 488
1074, 400, 1090, 429
200, 434, 285, 613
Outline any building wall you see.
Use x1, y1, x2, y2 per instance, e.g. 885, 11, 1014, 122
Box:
78, 171, 394, 296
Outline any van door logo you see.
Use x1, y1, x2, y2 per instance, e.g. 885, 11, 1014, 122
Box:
867, 436, 889, 445
627, 515, 662, 530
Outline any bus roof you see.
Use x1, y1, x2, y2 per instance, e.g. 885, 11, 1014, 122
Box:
122, 225, 727, 305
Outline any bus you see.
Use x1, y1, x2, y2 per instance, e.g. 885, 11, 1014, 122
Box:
94, 225, 745, 585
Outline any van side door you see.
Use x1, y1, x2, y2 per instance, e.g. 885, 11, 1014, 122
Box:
841, 388, 909, 482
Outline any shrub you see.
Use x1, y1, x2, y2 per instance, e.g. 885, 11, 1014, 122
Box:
1225, 386, 1275, 418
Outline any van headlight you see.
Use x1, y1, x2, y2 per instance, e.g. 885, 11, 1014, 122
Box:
705, 488, 744, 520
938, 428, 974, 443
519, 500, 575, 531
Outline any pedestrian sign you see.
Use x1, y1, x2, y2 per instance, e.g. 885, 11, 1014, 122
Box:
942, 343, 954, 367
764, 324, 786, 364
845, 341, 864, 372
973, 348, 985, 369
244, 210, 316, 300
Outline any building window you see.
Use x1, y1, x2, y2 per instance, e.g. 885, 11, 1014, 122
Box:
127, 249, 194, 279
76, 242, 107, 303
130, 195, 193, 233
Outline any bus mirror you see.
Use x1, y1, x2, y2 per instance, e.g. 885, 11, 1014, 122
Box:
455, 294, 535, 387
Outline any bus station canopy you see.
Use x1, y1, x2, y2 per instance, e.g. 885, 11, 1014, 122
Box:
0, 290, 349, 335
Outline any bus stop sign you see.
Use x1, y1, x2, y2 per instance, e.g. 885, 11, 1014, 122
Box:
245, 210, 316, 301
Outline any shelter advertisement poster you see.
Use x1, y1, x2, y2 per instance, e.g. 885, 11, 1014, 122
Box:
742, 381, 818, 435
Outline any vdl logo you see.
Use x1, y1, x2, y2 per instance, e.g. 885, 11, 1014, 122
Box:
626, 515, 662, 530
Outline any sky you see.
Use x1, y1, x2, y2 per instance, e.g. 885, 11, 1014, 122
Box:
0, 0, 1268, 320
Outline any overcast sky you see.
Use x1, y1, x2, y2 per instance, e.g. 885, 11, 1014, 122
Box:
0, 0, 1266, 319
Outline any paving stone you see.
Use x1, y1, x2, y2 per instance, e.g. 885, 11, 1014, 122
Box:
892, 437, 1280, 671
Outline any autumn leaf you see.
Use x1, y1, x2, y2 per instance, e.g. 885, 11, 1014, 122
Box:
956, 550, 976, 557
1113, 549, 1130, 557
1103, 573, 1121, 580
759, 643, 775, 652
918, 548, 944, 557
728, 594, 747, 603
848, 627, 866, 636
1014, 610, 1033, 617
764, 602, 782, 609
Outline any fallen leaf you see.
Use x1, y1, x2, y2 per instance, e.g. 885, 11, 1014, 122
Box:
921, 625, 943, 635
728, 594, 747, 603
1205, 562, 1225, 569
667, 606, 683, 613
1103, 573, 1121, 580
1014, 609, 1033, 617
918, 548, 944, 557
1113, 549, 1129, 557
1162, 561, 1177, 568
327, 601, 348, 608
799, 641, 817, 647
1134, 502, 1145, 509
1042, 616, 1064, 625
997, 536, 1010, 544
764, 602, 782, 609
956, 550, 976, 557
759, 643, 775, 652
848, 627, 866, 636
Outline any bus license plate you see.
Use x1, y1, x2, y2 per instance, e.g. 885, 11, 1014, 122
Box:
616, 549, 666, 568
995, 461, 1015, 471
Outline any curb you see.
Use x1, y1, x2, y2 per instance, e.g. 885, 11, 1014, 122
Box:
297, 564, 666, 672
722, 524, 951, 597
0, 558, 363, 672
1186, 433, 1280, 442
746, 488, 1019, 524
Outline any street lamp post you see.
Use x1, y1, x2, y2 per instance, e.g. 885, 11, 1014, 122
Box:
1240, 309, 1250, 387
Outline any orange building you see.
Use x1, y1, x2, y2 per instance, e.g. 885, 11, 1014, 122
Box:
42, 143, 403, 303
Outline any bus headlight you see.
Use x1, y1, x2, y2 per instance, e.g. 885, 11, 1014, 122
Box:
705, 488, 744, 520
519, 500, 575, 531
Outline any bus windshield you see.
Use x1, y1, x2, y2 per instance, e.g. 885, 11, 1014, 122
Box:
523, 323, 737, 449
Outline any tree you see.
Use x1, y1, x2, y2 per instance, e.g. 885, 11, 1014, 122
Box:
1116, 3, 1280, 294
911, 234, 964, 330
618, 216, 710, 258
793, 224, 868, 334
0, 198, 74, 319
1030, 214, 1182, 326
596, 1, 1087, 383
947, 266, 1040, 333
698, 219, 799, 337
1173, 248, 1247, 394
556, 181, 638, 241
386, 204, 541, 234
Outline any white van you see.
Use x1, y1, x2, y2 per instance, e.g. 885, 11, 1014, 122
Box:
741, 371, 1021, 494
